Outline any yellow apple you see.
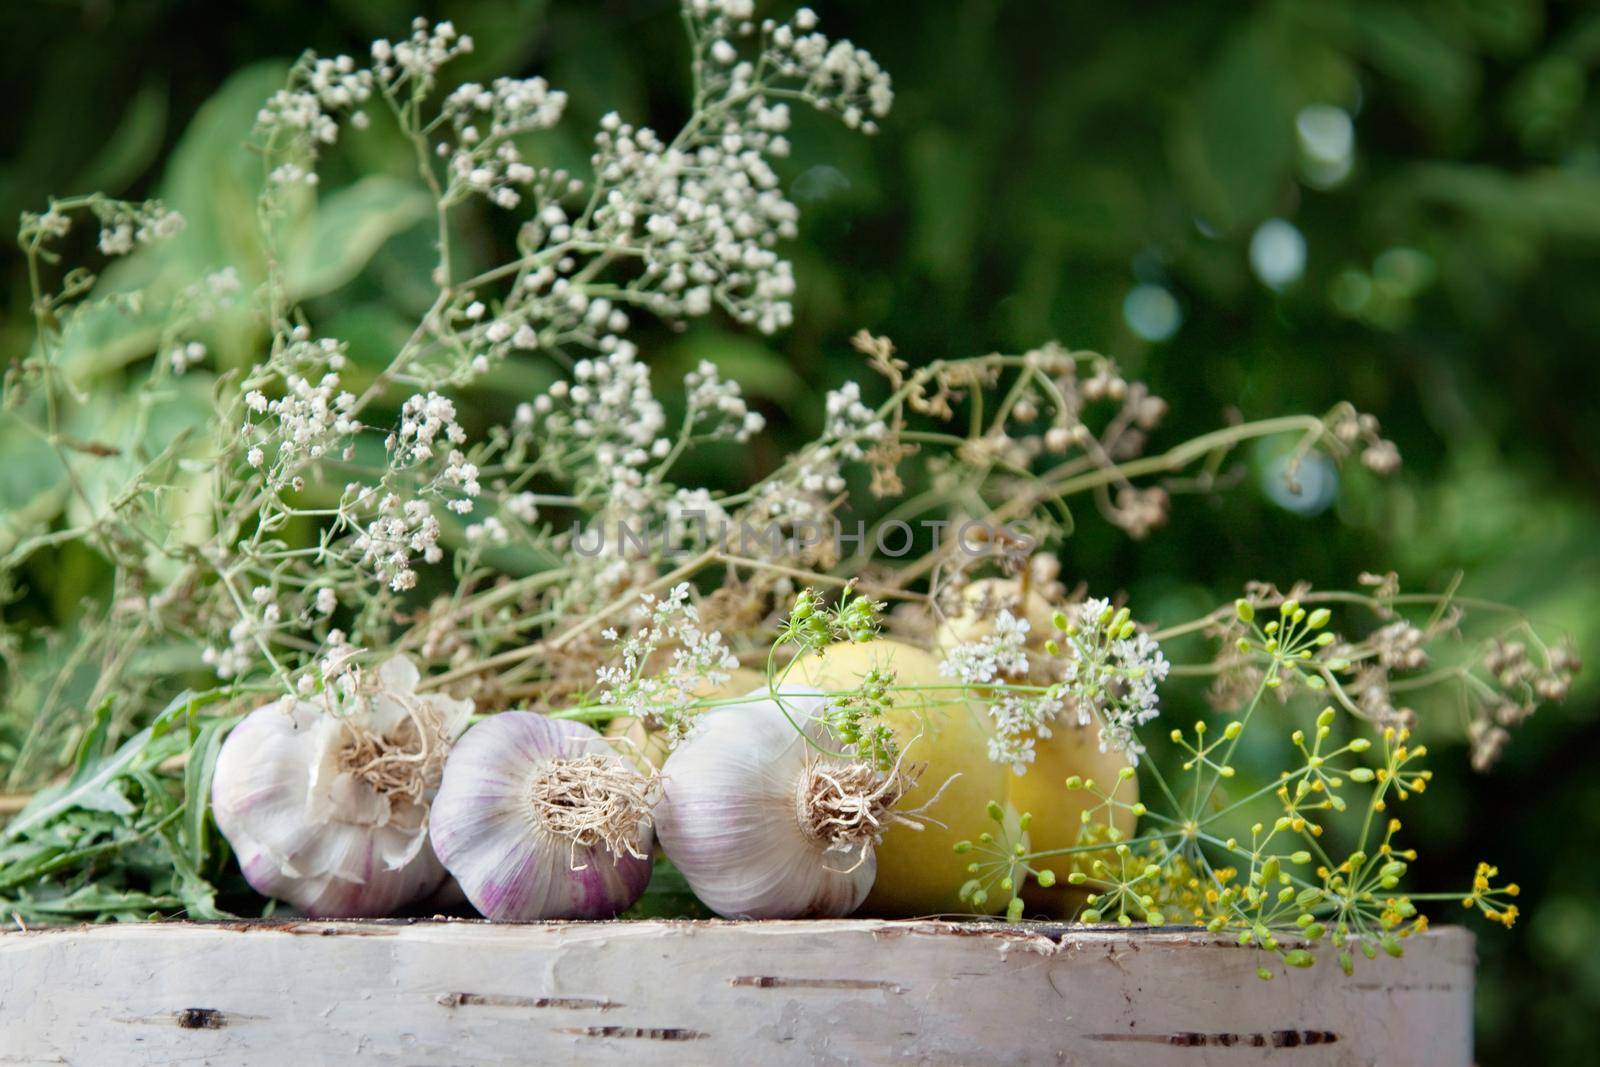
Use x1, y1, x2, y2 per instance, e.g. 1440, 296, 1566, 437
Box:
789, 638, 1010, 916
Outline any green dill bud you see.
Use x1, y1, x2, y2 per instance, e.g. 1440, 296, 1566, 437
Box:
1145, 912, 1165, 926
1064, 775, 1083, 790
1303, 923, 1325, 940
1256, 966, 1274, 982
1307, 608, 1331, 630
1014, 843, 1026, 857
1316, 708, 1336, 729
1118, 766, 1136, 781
1316, 632, 1335, 646
954, 840, 973, 853
1264, 621, 1280, 636
1349, 738, 1372, 753
1018, 812, 1032, 832
1234, 599, 1255, 623
1224, 721, 1243, 739
1361, 941, 1378, 961
1044, 639, 1061, 656
1305, 675, 1325, 691
1221, 766, 1236, 777
1006, 897, 1025, 922
971, 888, 989, 907
1037, 869, 1057, 888
1283, 949, 1315, 968
1066, 872, 1086, 886
1170, 729, 1183, 743
1081, 909, 1102, 924
1261, 857, 1281, 883
1382, 937, 1404, 959
959, 879, 981, 902
1236, 638, 1252, 653
1339, 951, 1354, 976
978, 832, 994, 844
1290, 851, 1311, 864
1000, 877, 1014, 892
1130, 802, 1147, 817
968, 862, 981, 874
1281, 599, 1299, 617
986, 800, 1005, 822
1051, 610, 1070, 632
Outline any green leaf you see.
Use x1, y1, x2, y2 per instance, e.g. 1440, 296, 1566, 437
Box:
4, 689, 221, 842
75, 84, 169, 195
1169, 22, 1300, 233
283, 175, 432, 300
182, 717, 233, 873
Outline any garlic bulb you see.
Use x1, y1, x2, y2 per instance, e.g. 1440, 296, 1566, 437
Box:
655, 688, 913, 920
212, 656, 472, 917
429, 712, 656, 920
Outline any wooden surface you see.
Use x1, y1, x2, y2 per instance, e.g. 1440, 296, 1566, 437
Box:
0, 919, 1474, 1065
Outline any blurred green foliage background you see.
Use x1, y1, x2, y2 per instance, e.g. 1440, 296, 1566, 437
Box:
4, 0, 1599, 1057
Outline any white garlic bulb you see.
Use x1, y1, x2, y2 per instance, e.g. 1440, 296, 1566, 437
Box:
212, 656, 472, 917
655, 688, 910, 919
429, 712, 656, 920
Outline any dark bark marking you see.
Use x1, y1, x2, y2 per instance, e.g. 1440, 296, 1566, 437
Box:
563, 1026, 708, 1041
1088, 1029, 1339, 1048
175, 1008, 226, 1030
731, 976, 903, 993
437, 992, 618, 1010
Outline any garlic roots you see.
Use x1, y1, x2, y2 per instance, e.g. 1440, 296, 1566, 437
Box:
655, 688, 914, 919
211, 656, 472, 917
429, 712, 656, 920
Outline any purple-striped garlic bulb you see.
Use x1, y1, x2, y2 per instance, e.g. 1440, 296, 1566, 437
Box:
212, 656, 472, 917
428, 712, 657, 920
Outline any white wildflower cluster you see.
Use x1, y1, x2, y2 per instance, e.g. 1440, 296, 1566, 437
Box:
942, 610, 1031, 685
527, 342, 668, 514
168, 341, 207, 375
441, 76, 569, 209
1059, 598, 1171, 763
693, 4, 893, 133
257, 53, 374, 186
89, 197, 185, 256
371, 18, 474, 90
939, 612, 1065, 772
526, 3, 894, 336
239, 339, 361, 487
821, 381, 887, 459
388, 391, 467, 467
349, 488, 443, 593
596, 583, 738, 746
684, 360, 766, 442
587, 108, 799, 333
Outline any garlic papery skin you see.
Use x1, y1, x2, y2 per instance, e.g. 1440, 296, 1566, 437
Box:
655, 688, 902, 920
212, 656, 472, 918
428, 712, 656, 920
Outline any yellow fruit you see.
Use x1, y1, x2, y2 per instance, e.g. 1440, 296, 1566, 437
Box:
1009, 723, 1136, 916
606, 668, 766, 770
790, 638, 1009, 916
935, 598, 1139, 917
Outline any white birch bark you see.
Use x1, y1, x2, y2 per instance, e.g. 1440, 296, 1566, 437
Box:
0, 920, 1473, 1065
